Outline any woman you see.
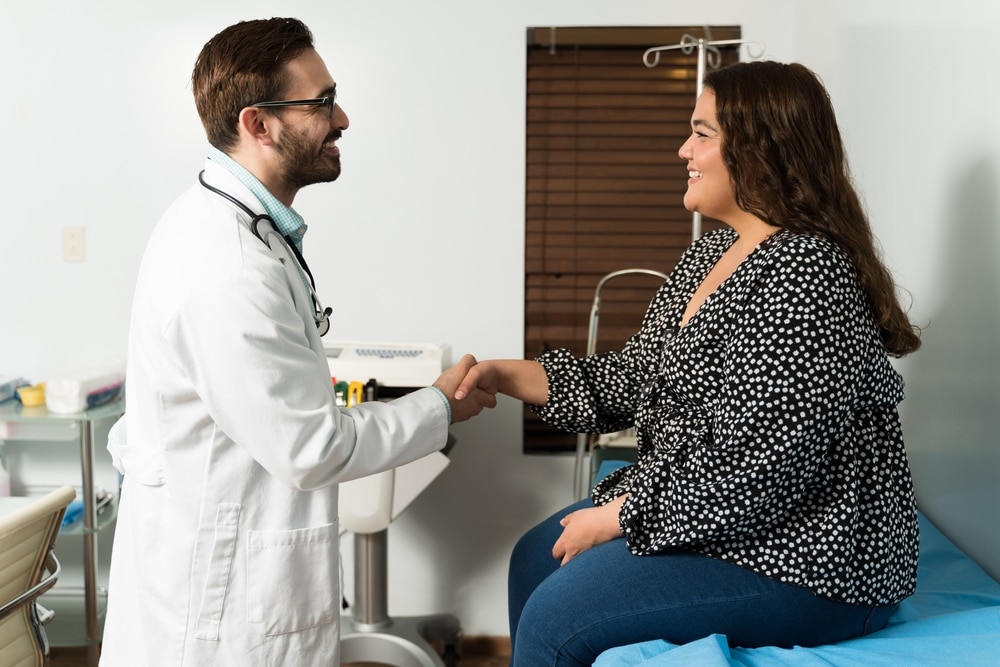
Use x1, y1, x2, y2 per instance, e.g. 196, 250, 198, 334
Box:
456, 61, 921, 666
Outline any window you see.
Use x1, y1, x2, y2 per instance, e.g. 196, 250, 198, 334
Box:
524, 26, 740, 453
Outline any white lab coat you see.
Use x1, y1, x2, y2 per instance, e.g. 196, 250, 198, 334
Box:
100, 160, 447, 666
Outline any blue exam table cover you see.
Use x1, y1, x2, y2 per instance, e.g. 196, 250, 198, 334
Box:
590, 461, 1000, 667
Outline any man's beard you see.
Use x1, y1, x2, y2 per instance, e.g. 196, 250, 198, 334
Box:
274, 125, 342, 191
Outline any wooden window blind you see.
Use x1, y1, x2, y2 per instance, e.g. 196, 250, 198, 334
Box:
524, 27, 740, 453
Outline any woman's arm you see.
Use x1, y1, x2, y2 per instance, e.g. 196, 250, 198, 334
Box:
454, 359, 550, 406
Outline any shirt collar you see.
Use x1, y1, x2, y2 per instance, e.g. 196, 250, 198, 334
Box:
207, 146, 307, 250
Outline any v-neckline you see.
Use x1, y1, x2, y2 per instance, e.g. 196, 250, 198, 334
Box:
679, 230, 783, 329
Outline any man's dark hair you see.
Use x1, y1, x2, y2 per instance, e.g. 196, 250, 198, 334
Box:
192, 17, 314, 150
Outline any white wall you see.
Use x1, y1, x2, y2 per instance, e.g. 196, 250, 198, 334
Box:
2, 0, 998, 638
788, 0, 1000, 585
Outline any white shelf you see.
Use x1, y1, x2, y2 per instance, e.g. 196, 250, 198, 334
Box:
1, 398, 123, 666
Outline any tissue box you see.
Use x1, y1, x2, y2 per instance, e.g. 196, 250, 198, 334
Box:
46, 364, 124, 414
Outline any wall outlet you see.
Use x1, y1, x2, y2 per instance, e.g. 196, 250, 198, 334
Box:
63, 226, 86, 262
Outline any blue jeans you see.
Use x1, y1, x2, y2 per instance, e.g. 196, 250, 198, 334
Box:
508, 499, 895, 667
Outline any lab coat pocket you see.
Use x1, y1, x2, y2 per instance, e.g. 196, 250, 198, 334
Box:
247, 521, 339, 636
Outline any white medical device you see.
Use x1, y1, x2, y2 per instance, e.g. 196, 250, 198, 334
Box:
325, 340, 450, 390
324, 340, 452, 533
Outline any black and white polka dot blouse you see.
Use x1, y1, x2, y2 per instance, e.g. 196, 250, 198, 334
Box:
534, 228, 919, 607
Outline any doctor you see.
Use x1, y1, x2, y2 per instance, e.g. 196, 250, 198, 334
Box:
100, 17, 495, 667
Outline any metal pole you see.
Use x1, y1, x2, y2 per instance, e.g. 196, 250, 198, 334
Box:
691, 38, 707, 242
80, 419, 100, 667
353, 530, 390, 628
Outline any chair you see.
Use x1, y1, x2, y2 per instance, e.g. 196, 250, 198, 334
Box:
0, 485, 76, 667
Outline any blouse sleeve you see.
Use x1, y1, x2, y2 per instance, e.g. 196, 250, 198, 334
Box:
533, 336, 657, 438
618, 238, 902, 553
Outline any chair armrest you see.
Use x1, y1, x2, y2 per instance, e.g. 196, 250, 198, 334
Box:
0, 550, 61, 621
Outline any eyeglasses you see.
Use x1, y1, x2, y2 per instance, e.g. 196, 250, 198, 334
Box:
252, 92, 336, 118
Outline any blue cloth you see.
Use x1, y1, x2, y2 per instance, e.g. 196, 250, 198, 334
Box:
594, 512, 1000, 667
61, 499, 84, 527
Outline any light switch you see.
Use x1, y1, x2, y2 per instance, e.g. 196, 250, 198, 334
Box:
63, 226, 85, 262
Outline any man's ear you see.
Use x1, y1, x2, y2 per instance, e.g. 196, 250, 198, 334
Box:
237, 107, 277, 147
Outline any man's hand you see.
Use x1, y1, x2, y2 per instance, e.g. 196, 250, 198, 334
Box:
433, 354, 497, 423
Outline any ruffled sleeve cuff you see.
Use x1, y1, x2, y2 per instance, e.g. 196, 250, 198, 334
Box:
530, 348, 593, 432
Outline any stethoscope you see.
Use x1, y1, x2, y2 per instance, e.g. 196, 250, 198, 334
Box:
198, 171, 331, 336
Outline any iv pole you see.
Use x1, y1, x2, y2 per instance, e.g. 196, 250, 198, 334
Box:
642, 34, 765, 241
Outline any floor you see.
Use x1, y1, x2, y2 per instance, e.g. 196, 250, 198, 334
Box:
49, 638, 510, 666
49, 646, 93, 667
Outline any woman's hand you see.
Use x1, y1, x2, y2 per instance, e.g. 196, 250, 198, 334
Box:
552, 495, 626, 565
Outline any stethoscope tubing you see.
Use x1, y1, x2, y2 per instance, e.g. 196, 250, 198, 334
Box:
197, 170, 331, 333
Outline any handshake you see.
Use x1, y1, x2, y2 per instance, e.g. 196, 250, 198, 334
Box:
432, 355, 546, 424
430, 354, 499, 424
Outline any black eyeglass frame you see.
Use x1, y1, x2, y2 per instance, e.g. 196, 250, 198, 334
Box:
252, 93, 336, 118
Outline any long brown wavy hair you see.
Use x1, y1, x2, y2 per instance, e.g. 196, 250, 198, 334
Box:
703, 61, 920, 356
